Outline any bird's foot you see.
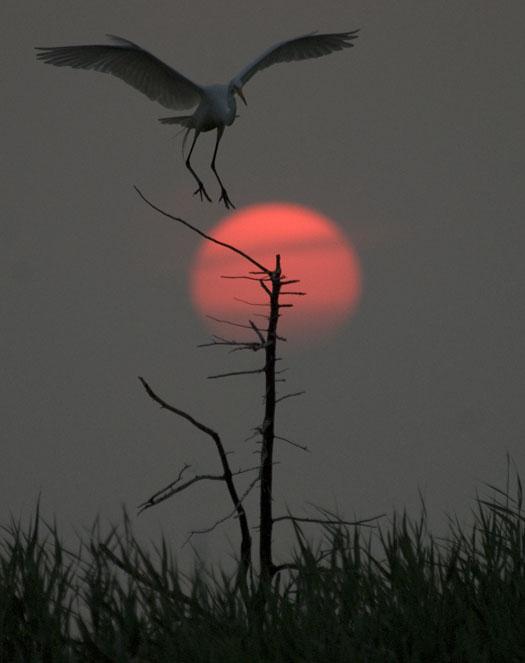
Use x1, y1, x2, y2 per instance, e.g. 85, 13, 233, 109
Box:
219, 188, 236, 210
193, 183, 212, 203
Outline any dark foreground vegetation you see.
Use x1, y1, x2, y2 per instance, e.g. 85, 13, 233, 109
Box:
2, 475, 525, 662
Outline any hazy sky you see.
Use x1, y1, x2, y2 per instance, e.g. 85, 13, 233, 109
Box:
2, 1, 524, 567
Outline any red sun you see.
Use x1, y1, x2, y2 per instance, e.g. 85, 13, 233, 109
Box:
190, 203, 362, 345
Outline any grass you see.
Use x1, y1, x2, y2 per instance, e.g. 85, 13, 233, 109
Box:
1, 471, 525, 662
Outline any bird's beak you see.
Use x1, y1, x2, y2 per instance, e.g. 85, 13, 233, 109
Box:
237, 87, 247, 105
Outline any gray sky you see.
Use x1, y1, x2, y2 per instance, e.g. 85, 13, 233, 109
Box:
2, 1, 524, 567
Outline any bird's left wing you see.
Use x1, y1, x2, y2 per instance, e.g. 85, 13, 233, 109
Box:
35, 35, 202, 110
232, 30, 359, 87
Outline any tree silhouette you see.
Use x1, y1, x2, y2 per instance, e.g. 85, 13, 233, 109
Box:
134, 188, 378, 584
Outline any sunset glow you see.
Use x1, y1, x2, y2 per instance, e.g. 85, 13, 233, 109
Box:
190, 203, 362, 344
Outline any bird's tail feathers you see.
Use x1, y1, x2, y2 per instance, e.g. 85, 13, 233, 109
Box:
158, 115, 194, 127
159, 116, 194, 158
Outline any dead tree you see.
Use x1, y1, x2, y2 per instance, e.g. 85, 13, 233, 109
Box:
134, 187, 380, 583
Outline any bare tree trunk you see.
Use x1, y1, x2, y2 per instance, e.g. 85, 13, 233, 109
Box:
259, 255, 282, 580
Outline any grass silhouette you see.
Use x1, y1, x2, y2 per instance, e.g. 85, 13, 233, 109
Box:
2, 466, 525, 661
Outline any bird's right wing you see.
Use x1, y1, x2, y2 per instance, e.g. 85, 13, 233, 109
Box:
35, 35, 202, 110
233, 30, 360, 87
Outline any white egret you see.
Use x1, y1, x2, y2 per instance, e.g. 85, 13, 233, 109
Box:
36, 30, 359, 208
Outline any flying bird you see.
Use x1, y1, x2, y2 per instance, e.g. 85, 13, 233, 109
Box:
36, 30, 359, 209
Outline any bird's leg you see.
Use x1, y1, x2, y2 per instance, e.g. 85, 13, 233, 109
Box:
211, 126, 235, 210
185, 130, 211, 202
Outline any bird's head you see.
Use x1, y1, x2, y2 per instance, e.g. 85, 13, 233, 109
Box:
232, 83, 247, 105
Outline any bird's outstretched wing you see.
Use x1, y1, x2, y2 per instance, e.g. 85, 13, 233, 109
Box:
232, 30, 359, 87
35, 35, 202, 110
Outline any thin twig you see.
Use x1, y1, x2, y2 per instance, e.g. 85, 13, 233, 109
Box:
138, 463, 191, 510
276, 391, 306, 404
245, 427, 262, 443
139, 464, 262, 514
234, 297, 269, 307
229, 344, 265, 354
207, 367, 265, 380
206, 315, 284, 340
134, 186, 269, 274
138, 473, 225, 514
183, 474, 260, 547
211, 334, 231, 343
274, 435, 309, 452
272, 514, 384, 527
198, 339, 264, 349
259, 280, 271, 296
307, 502, 385, 526
206, 315, 259, 331
221, 275, 271, 282
249, 320, 265, 344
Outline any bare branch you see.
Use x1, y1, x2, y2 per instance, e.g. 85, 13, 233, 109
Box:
210, 334, 231, 343
245, 427, 262, 443
198, 339, 264, 350
229, 344, 265, 354
206, 315, 284, 341
206, 315, 259, 331
138, 472, 225, 514
233, 464, 262, 476
138, 464, 261, 514
138, 462, 191, 510
234, 297, 269, 307
198, 340, 245, 348
207, 367, 265, 380
139, 377, 219, 439
221, 275, 271, 282
135, 186, 269, 274
206, 314, 286, 341
272, 514, 385, 528
138, 376, 252, 572
183, 474, 260, 547
280, 291, 307, 296
274, 435, 309, 452
249, 320, 265, 344
199, 333, 267, 351
276, 390, 306, 404
205, 327, 264, 353
259, 280, 271, 296
307, 502, 385, 527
